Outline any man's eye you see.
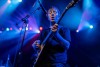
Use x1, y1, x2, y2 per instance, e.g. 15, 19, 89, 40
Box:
49, 12, 52, 14
53, 11, 57, 14
53, 11, 55, 12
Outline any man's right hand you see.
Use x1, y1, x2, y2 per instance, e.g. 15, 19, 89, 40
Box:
32, 40, 41, 50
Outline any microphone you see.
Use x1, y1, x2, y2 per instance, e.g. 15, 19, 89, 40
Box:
21, 15, 30, 24
21, 15, 30, 21
38, 0, 47, 14
21, 7, 41, 24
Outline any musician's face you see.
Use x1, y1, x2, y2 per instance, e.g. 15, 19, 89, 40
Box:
47, 8, 59, 22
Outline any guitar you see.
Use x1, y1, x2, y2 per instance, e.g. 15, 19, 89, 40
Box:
33, 0, 79, 67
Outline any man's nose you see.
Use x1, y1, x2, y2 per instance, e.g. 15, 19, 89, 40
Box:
51, 14, 54, 16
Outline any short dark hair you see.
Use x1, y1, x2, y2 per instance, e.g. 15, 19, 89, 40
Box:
48, 7, 60, 16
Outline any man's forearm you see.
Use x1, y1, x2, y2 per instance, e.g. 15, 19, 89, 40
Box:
54, 32, 70, 49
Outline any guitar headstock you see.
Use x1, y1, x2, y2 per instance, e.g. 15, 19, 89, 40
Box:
66, 0, 79, 9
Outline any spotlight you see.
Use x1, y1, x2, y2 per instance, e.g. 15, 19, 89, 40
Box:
37, 30, 40, 33
19, 27, 22, 30
8, 0, 11, 3
0, 31, 2, 33
26, 27, 28, 30
6, 28, 9, 31
76, 30, 79, 33
90, 25, 93, 29
10, 28, 12, 30
29, 27, 32, 30
39, 27, 43, 31
18, 0, 22, 2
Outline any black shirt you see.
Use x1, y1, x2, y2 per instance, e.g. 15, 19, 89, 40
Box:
35, 26, 71, 66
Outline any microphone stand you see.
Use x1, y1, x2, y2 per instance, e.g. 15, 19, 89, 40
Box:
13, 0, 47, 66
13, 17, 29, 67
13, 7, 41, 67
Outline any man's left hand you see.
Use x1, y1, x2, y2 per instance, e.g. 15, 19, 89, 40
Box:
51, 23, 59, 32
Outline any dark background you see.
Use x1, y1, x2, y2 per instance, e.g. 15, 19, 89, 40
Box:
0, 0, 100, 67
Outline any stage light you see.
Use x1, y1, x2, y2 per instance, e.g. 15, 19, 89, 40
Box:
39, 27, 43, 31
18, 0, 22, 2
90, 25, 93, 29
0, 31, 2, 33
83, 0, 92, 9
29, 27, 32, 30
19, 27, 22, 30
8, 0, 11, 3
37, 30, 40, 33
6, 28, 9, 31
10, 28, 12, 30
26, 27, 28, 30
76, 30, 79, 33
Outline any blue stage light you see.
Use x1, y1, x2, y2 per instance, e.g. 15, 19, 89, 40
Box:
90, 25, 93, 29
6, 28, 10, 31
76, 30, 79, 33
0, 31, 2, 33
18, 0, 22, 2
